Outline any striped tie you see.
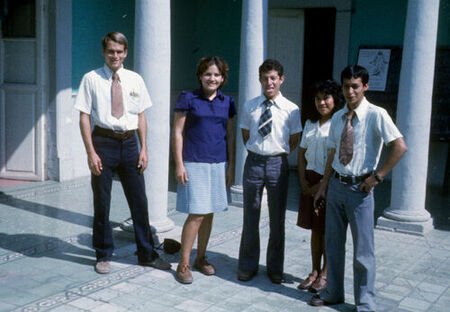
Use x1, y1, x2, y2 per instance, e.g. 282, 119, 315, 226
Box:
339, 110, 355, 165
258, 100, 273, 138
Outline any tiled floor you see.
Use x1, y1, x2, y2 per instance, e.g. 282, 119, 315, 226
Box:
0, 179, 33, 189
0, 174, 449, 312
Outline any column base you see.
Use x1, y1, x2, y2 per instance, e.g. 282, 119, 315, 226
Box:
150, 217, 175, 234
230, 185, 244, 206
376, 216, 434, 236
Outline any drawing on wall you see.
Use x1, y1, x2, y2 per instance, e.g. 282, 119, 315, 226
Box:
357, 49, 391, 91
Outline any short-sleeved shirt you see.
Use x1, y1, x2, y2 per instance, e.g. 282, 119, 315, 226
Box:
240, 93, 302, 155
327, 97, 403, 176
174, 89, 236, 163
300, 119, 331, 175
74, 64, 152, 131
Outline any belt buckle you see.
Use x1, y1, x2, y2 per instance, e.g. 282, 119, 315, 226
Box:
338, 174, 348, 184
113, 130, 126, 135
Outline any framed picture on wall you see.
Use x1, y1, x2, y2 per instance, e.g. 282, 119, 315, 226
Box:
357, 48, 391, 91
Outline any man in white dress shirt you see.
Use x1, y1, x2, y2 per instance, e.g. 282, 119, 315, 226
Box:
238, 59, 302, 283
74, 32, 170, 274
310, 65, 407, 311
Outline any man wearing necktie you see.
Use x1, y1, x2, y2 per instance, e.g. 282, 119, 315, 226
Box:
310, 65, 407, 311
238, 59, 302, 283
74, 32, 171, 274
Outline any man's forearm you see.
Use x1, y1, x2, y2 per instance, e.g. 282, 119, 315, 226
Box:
137, 112, 147, 151
376, 137, 407, 179
79, 112, 95, 155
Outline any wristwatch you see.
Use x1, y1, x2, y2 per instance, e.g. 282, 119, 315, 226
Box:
374, 173, 383, 183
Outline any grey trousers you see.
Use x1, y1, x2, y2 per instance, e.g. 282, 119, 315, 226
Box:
321, 176, 376, 312
238, 152, 289, 274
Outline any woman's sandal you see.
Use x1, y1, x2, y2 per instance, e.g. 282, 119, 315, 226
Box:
310, 274, 327, 293
297, 273, 317, 290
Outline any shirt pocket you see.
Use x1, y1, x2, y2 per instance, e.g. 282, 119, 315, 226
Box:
125, 89, 141, 115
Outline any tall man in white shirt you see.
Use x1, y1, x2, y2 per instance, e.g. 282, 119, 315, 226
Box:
238, 59, 302, 283
310, 65, 407, 311
74, 32, 171, 274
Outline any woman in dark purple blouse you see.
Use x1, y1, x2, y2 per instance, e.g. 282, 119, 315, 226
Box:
172, 56, 236, 284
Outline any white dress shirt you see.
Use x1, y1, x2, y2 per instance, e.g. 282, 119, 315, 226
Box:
300, 119, 331, 175
327, 97, 403, 176
240, 93, 302, 155
74, 64, 152, 131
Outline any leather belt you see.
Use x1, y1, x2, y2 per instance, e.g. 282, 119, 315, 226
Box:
333, 171, 372, 184
93, 126, 135, 141
247, 151, 288, 159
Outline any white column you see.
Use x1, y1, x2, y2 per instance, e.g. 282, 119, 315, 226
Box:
134, 0, 174, 232
231, 0, 268, 201
378, 0, 440, 235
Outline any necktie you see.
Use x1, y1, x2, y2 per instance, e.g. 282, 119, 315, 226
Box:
339, 110, 355, 165
111, 72, 123, 119
258, 100, 273, 138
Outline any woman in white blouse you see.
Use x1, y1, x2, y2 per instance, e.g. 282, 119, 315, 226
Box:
297, 80, 344, 293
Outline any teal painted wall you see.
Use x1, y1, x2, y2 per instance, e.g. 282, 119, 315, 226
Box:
72, 0, 135, 90
348, 0, 450, 64
171, 0, 242, 93
72, 0, 241, 93
348, 0, 408, 64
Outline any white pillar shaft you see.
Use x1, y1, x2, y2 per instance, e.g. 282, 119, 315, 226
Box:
135, 0, 174, 232
235, 0, 268, 185
386, 0, 440, 222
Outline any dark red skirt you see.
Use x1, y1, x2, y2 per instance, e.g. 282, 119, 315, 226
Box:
297, 170, 325, 234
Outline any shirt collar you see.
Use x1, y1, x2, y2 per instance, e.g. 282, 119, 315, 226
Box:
261, 92, 284, 109
193, 88, 225, 101
103, 64, 124, 80
342, 97, 369, 122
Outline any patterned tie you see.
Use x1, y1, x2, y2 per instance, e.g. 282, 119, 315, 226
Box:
339, 110, 355, 165
258, 99, 273, 138
111, 72, 123, 119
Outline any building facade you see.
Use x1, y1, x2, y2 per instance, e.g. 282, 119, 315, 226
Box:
0, 0, 448, 233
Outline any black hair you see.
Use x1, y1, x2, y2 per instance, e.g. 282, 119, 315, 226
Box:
259, 59, 284, 77
308, 80, 345, 122
340, 64, 369, 85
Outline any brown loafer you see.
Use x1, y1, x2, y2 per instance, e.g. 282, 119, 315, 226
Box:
297, 273, 317, 290
176, 264, 193, 284
194, 257, 216, 275
310, 275, 327, 293
95, 261, 110, 274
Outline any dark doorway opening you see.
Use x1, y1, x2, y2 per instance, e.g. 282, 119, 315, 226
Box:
301, 8, 336, 125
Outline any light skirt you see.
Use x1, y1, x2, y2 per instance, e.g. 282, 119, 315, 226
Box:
176, 162, 229, 214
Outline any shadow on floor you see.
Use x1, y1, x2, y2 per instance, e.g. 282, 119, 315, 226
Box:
0, 193, 121, 229
165, 249, 355, 312
0, 233, 95, 266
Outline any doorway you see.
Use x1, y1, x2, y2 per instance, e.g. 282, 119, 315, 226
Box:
301, 8, 336, 125
0, 0, 46, 181
268, 8, 336, 166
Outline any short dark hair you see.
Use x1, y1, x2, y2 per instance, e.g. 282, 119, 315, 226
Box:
340, 65, 369, 85
196, 56, 229, 88
102, 32, 128, 51
259, 59, 284, 77
308, 80, 345, 122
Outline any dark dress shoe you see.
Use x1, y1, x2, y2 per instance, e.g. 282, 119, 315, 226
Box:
268, 273, 285, 284
138, 257, 171, 270
309, 294, 343, 307
237, 270, 257, 281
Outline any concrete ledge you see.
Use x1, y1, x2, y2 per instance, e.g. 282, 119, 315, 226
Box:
376, 216, 434, 236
